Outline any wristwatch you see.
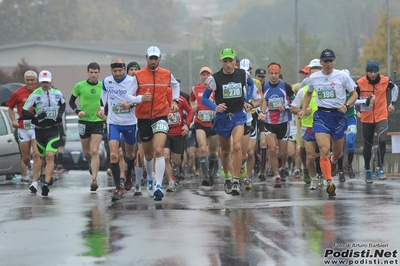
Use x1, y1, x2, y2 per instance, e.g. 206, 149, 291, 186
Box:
345, 104, 350, 109
173, 99, 179, 104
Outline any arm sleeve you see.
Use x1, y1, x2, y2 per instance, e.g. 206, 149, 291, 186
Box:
389, 80, 399, 106
246, 76, 255, 101
58, 101, 66, 118
69, 94, 78, 112
170, 74, 180, 100
201, 88, 217, 111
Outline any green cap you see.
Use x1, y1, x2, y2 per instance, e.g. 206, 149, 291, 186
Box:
220, 48, 236, 60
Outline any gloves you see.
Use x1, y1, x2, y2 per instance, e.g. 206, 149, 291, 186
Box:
36, 112, 47, 119
56, 115, 63, 123
31, 118, 39, 125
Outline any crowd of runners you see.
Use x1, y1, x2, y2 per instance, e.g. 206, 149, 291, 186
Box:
6, 46, 398, 201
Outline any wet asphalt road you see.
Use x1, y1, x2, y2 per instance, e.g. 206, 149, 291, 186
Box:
1, 170, 400, 266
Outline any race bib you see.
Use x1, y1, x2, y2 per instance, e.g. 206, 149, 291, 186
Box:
168, 112, 180, 125
346, 125, 357, 134
23, 120, 34, 130
112, 104, 130, 114
198, 110, 214, 122
151, 120, 169, 134
268, 98, 284, 109
317, 87, 336, 99
222, 83, 242, 99
359, 97, 372, 112
78, 123, 86, 135
42, 107, 57, 119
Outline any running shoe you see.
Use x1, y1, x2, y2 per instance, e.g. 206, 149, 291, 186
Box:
338, 171, 345, 183
309, 177, 318, 190
11, 176, 21, 183
224, 179, 232, 194
279, 168, 286, 182
41, 184, 49, 196
124, 178, 133, 191
374, 167, 386, 180
90, 179, 98, 191
273, 176, 282, 188
294, 169, 301, 180
303, 169, 311, 184
239, 163, 247, 179
201, 177, 213, 187
112, 186, 125, 201
258, 173, 266, 181
244, 178, 253, 190
326, 180, 336, 197
231, 179, 241, 196
348, 166, 355, 179
133, 185, 142, 196
30, 182, 38, 193
166, 181, 176, 192
153, 184, 164, 201
365, 169, 373, 184
21, 176, 31, 183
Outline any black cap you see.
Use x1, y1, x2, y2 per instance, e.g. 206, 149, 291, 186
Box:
320, 49, 336, 61
255, 68, 267, 77
127, 61, 140, 71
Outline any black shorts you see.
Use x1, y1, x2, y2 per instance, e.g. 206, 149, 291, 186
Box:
165, 135, 184, 154
137, 116, 168, 142
78, 121, 104, 139
265, 122, 288, 140
244, 123, 252, 136
35, 126, 60, 156
250, 113, 258, 138
194, 123, 216, 138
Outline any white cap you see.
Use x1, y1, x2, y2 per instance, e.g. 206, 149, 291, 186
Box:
239, 59, 252, 71
308, 59, 322, 68
38, 70, 52, 82
146, 46, 161, 58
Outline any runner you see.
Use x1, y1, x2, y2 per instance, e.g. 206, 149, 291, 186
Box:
202, 48, 249, 196
190, 66, 219, 186
69, 62, 103, 191
21, 70, 66, 196
6, 70, 41, 190
299, 49, 358, 197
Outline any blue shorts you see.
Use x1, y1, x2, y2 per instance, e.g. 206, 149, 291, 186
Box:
212, 109, 247, 138
301, 126, 315, 142
108, 124, 136, 145
313, 110, 347, 140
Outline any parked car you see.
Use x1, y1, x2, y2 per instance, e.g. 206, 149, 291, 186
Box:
0, 106, 21, 178
62, 125, 107, 171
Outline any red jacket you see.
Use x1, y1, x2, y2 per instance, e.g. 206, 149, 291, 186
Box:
168, 95, 193, 136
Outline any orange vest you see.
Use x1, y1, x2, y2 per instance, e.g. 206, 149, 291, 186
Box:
135, 66, 172, 119
357, 75, 389, 123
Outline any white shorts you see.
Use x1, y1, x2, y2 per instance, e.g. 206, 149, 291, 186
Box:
288, 120, 297, 141
17, 128, 36, 142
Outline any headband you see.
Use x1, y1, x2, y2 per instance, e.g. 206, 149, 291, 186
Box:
268, 64, 281, 74
110, 63, 126, 69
